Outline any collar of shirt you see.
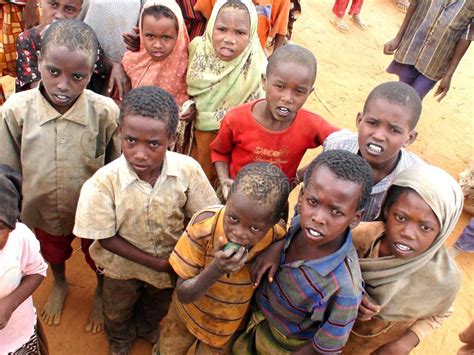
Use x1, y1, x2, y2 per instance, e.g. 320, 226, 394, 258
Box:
117, 151, 180, 191
281, 215, 354, 276
35, 84, 90, 126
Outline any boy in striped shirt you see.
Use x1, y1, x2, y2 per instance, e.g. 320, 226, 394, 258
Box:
233, 150, 373, 354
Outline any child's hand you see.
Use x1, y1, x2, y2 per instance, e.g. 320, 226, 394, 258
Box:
179, 104, 196, 122
123, 27, 140, 52
250, 239, 284, 288
358, 294, 381, 321
383, 38, 401, 55
0, 299, 14, 330
433, 74, 452, 102
212, 237, 248, 275
220, 179, 234, 200
371, 331, 419, 355
107, 62, 131, 101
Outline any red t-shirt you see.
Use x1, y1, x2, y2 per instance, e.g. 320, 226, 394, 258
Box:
210, 100, 338, 180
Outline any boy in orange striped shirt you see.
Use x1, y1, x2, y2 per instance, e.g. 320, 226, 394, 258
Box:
158, 162, 290, 354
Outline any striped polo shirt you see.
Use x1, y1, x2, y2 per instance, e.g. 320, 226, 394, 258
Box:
256, 215, 363, 353
169, 206, 286, 348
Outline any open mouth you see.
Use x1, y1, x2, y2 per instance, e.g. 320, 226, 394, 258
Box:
393, 242, 412, 252
366, 143, 384, 155
53, 94, 71, 103
276, 106, 291, 117
305, 227, 324, 241
220, 47, 234, 57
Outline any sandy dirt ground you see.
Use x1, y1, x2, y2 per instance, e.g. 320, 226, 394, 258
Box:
1, 0, 473, 353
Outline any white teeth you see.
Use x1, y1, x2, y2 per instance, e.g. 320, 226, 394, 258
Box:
368, 144, 382, 153
395, 243, 411, 251
278, 107, 289, 114
57, 95, 67, 100
308, 229, 321, 237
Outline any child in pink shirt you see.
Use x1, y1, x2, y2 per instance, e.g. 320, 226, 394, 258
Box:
0, 164, 48, 354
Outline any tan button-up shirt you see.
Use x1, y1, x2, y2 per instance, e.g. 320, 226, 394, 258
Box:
73, 153, 220, 289
0, 87, 120, 236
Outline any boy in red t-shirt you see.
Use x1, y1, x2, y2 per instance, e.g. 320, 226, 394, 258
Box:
211, 44, 338, 199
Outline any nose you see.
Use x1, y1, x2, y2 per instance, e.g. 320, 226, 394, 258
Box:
56, 77, 69, 92
311, 207, 326, 226
153, 39, 163, 49
281, 89, 293, 104
231, 226, 248, 244
371, 127, 386, 142
401, 223, 417, 241
224, 35, 236, 44
54, 10, 65, 20
134, 146, 147, 161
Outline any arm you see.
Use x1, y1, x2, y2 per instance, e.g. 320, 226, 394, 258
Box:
23, 0, 39, 29
123, 27, 140, 52
0, 274, 44, 330
215, 161, 233, 200
104, 56, 131, 101
176, 245, 248, 304
273, 34, 287, 50
99, 235, 174, 274
434, 39, 471, 101
384, 1, 417, 54
250, 237, 285, 288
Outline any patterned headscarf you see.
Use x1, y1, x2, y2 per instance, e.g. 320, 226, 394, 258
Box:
0, 164, 22, 230
187, 0, 267, 132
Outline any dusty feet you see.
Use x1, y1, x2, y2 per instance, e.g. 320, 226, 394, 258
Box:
351, 14, 368, 31
330, 16, 349, 33
41, 278, 68, 326
85, 282, 104, 333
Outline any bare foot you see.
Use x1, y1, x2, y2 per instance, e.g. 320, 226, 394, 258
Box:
330, 16, 350, 33
41, 278, 68, 326
85, 283, 104, 334
351, 14, 368, 31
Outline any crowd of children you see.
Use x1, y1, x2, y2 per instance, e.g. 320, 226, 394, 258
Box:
0, 0, 472, 354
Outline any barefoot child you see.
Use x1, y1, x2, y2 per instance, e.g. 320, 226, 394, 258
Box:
187, 0, 267, 185
330, 0, 367, 33
211, 44, 338, 199
344, 164, 463, 354
233, 150, 373, 353
158, 162, 290, 354
0, 165, 48, 355
0, 20, 120, 331
122, 0, 195, 154
324, 81, 424, 221
74, 86, 220, 354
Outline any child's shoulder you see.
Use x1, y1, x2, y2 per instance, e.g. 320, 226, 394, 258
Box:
167, 151, 207, 175
11, 222, 39, 248
84, 89, 120, 117
83, 156, 123, 188
224, 101, 255, 122
2, 88, 38, 110
187, 206, 224, 239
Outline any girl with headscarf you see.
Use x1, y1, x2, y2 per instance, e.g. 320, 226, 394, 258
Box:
187, 0, 267, 185
121, 0, 193, 154
344, 164, 463, 354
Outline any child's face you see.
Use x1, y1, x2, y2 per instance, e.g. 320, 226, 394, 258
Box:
223, 193, 275, 249
40, 0, 83, 26
384, 190, 440, 259
39, 46, 94, 114
120, 114, 176, 184
0, 223, 11, 250
142, 14, 178, 61
212, 7, 250, 61
357, 98, 417, 170
263, 61, 314, 123
298, 164, 363, 254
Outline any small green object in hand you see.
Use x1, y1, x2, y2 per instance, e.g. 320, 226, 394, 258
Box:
223, 241, 241, 252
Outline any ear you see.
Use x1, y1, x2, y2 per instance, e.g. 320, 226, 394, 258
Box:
168, 132, 178, 149
349, 209, 364, 229
261, 74, 266, 89
355, 112, 363, 127
296, 186, 304, 213
403, 130, 418, 148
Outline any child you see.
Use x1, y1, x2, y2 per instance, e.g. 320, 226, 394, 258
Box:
0, 19, 120, 332
324, 81, 425, 221
233, 149, 373, 353
73, 86, 220, 354
194, 0, 290, 49
158, 162, 290, 354
122, 0, 195, 155
0, 164, 48, 355
187, 0, 267, 185
384, 0, 473, 101
211, 44, 338, 199
330, 0, 367, 33
344, 164, 463, 354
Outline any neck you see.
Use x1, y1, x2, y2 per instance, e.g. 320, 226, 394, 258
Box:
370, 153, 401, 184
252, 100, 294, 131
378, 235, 393, 257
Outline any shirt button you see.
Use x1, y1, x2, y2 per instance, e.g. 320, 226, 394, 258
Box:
60, 139, 66, 144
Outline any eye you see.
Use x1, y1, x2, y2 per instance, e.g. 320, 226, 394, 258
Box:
145, 34, 155, 39
65, 6, 76, 13
48, 68, 59, 76
250, 226, 261, 233
49, 2, 58, 8
420, 225, 433, 232
274, 84, 284, 89
367, 120, 377, 126
307, 198, 317, 206
149, 142, 160, 148
390, 127, 401, 134
331, 209, 342, 216
73, 73, 84, 81
162, 35, 171, 40
395, 213, 406, 222
237, 30, 246, 35
296, 89, 307, 95
126, 137, 135, 144
229, 215, 238, 222
216, 26, 226, 32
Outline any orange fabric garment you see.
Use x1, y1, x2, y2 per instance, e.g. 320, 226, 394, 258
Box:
121, 0, 189, 105
169, 206, 287, 348
194, 0, 289, 47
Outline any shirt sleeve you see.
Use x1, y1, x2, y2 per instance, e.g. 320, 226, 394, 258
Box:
104, 105, 121, 164
15, 30, 40, 92
461, 18, 474, 41
270, 0, 290, 37
21, 224, 48, 277
0, 102, 22, 172
409, 308, 453, 341
312, 293, 360, 353
311, 114, 339, 147
169, 214, 213, 279
210, 116, 234, 164
184, 162, 220, 218
73, 174, 117, 240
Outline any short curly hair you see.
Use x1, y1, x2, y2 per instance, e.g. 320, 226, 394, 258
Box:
363, 82, 422, 129
41, 19, 99, 68
228, 162, 290, 223
304, 150, 373, 210
267, 44, 317, 85
119, 86, 179, 137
